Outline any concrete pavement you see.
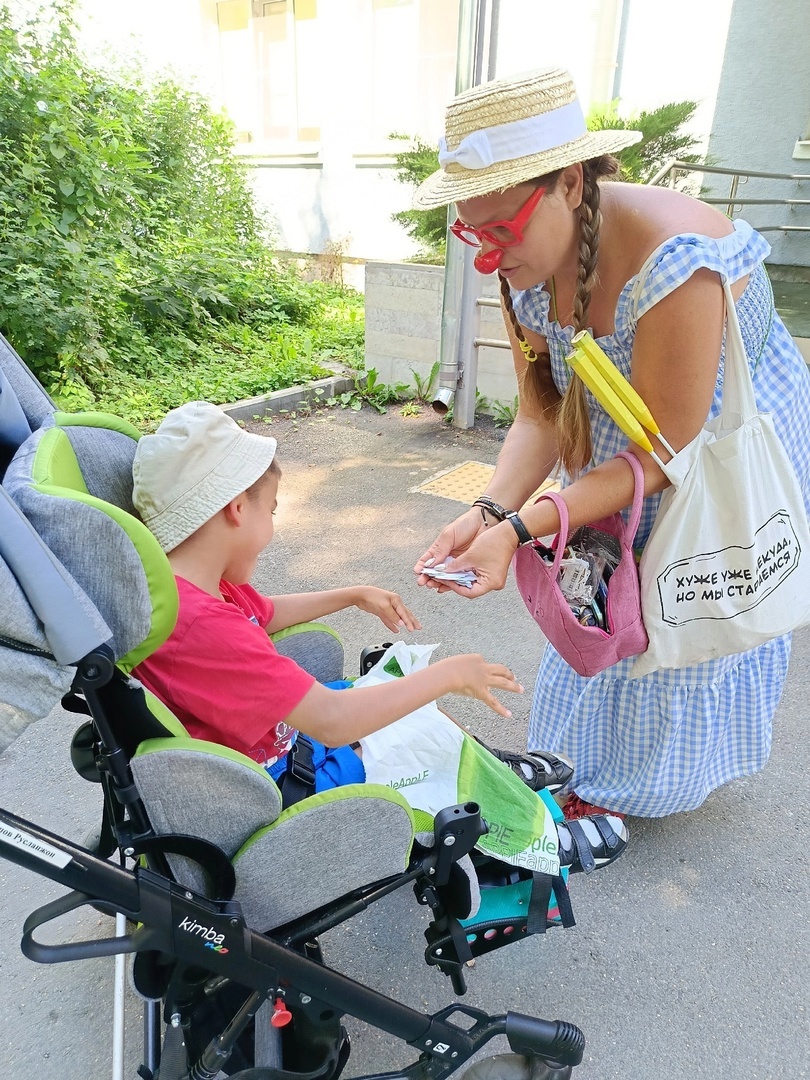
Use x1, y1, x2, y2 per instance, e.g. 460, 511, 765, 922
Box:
1, 402, 808, 1079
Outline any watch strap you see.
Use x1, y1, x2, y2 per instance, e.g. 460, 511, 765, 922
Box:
504, 510, 533, 546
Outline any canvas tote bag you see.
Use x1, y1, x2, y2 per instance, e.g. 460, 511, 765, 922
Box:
630, 276, 810, 677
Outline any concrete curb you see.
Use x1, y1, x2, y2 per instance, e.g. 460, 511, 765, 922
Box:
222, 373, 358, 422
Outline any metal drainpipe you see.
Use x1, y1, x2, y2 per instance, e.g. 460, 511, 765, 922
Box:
432, 0, 500, 425
611, 0, 631, 101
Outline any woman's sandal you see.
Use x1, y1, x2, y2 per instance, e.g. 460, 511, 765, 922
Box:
557, 814, 628, 875
562, 792, 627, 822
481, 741, 575, 794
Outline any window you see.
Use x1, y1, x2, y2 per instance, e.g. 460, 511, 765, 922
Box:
212, 0, 456, 150
215, 0, 321, 145
354, 0, 456, 147
253, 0, 320, 142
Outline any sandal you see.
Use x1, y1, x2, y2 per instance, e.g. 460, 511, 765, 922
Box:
478, 739, 574, 793
562, 792, 626, 822
557, 814, 628, 875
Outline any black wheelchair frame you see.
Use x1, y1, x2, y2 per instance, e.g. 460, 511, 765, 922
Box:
0, 647, 586, 1080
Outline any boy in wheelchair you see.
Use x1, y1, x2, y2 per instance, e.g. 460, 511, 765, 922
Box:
0, 358, 624, 1079
131, 401, 627, 876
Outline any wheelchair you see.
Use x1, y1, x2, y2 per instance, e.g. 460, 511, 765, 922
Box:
0, 334, 599, 1080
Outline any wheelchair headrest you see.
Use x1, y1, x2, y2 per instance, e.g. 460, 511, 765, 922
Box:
0, 338, 180, 752
4, 412, 178, 674
0, 331, 54, 475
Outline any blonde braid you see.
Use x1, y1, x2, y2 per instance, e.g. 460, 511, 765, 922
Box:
498, 158, 618, 453
500, 274, 561, 419
557, 160, 605, 475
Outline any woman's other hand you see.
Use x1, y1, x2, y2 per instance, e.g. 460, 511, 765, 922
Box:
414, 507, 486, 588
355, 587, 422, 633
423, 522, 520, 598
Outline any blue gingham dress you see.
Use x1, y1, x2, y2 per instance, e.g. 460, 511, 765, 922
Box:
511, 220, 810, 816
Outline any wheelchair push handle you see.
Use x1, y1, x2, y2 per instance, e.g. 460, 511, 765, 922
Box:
506, 1011, 586, 1068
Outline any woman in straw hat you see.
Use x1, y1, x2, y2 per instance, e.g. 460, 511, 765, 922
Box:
413, 67, 810, 821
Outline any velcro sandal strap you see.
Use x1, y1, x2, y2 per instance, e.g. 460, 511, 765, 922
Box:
591, 814, 621, 851
565, 819, 596, 874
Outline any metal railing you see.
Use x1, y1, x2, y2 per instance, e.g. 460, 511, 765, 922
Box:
474, 296, 510, 351
647, 159, 810, 231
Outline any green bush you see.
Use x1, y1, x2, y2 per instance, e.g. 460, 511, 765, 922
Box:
0, 1, 361, 425
586, 100, 703, 183
389, 134, 447, 264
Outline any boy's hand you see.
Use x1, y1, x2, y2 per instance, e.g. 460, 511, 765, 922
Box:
355, 587, 422, 633
441, 654, 524, 718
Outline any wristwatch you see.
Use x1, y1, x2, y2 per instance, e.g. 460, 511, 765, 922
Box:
503, 509, 533, 546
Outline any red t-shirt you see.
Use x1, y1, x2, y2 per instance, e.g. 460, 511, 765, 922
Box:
134, 577, 315, 765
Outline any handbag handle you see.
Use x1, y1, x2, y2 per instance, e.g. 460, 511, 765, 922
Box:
535, 451, 646, 577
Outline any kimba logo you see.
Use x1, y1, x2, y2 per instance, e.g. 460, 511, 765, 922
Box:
178, 916, 229, 953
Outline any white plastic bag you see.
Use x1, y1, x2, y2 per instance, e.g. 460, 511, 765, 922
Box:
631, 279, 810, 677
356, 643, 466, 814
355, 642, 560, 875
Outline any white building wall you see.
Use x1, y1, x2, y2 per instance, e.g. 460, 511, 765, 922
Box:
69, 0, 805, 265
76, 0, 219, 93
243, 0, 735, 261
703, 0, 810, 266
615, 0, 733, 154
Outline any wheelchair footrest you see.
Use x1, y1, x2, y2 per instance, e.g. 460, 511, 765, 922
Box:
426, 911, 560, 972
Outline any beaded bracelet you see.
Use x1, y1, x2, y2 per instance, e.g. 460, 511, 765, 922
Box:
472, 495, 508, 525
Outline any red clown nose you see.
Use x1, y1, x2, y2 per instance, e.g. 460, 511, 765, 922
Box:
474, 248, 503, 275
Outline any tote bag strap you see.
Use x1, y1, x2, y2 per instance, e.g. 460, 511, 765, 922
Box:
719, 278, 757, 427
536, 451, 645, 575
628, 239, 757, 428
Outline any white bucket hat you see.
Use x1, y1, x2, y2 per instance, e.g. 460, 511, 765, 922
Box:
132, 401, 278, 553
414, 67, 642, 210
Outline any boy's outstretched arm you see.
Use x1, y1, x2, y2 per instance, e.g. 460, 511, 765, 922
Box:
267, 587, 421, 634
285, 654, 523, 747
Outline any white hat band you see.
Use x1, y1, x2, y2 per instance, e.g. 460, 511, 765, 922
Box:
438, 99, 587, 172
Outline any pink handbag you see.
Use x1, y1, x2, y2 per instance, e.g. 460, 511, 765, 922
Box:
513, 451, 648, 677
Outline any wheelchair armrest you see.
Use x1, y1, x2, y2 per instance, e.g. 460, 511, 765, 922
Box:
431, 802, 487, 887
130, 834, 236, 901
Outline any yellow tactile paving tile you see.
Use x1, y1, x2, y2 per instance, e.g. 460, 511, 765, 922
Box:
417, 461, 496, 502
416, 460, 559, 506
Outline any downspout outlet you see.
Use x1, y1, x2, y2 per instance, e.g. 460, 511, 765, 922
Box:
432, 386, 456, 414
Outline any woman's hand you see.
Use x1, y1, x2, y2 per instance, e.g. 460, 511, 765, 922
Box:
414, 507, 487, 589
423, 522, 520, 599
354, 587, 422, 633
438, 654, 524, 718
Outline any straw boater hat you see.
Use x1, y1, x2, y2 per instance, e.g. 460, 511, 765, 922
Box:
414, 67, 642, 210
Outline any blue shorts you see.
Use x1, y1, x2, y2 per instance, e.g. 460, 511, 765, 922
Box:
266, 682, 365, 792
267, 737, 365, 792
